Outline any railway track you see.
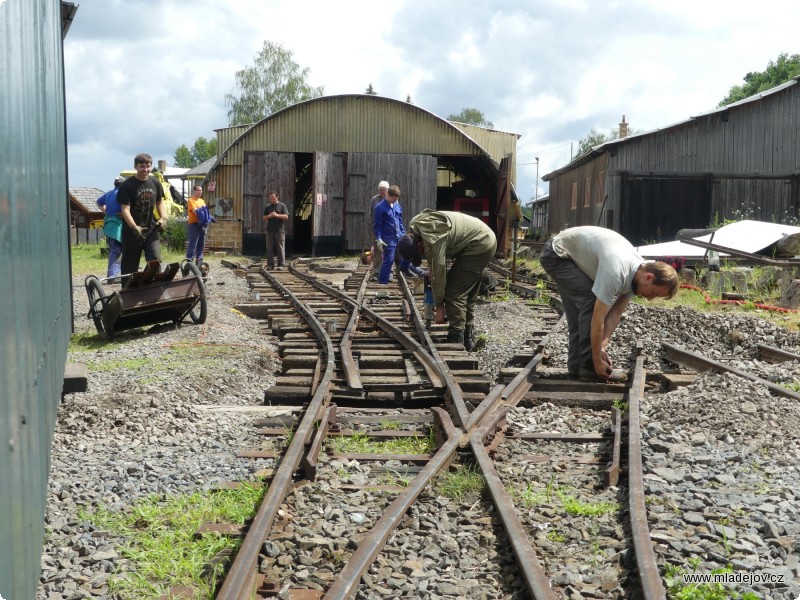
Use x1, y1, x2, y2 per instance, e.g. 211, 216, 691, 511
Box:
183, 258, 677, 600
161, 257, 800, 599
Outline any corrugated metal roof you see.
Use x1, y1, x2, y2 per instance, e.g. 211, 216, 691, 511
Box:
543, 75, 800, 181
209, 95, 498, 177
184, 155, 217, 178
69, 186, 104, 212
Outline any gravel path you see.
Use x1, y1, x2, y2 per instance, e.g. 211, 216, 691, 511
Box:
39, 264, 800, 599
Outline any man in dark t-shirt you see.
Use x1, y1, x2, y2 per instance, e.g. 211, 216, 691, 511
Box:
262, 191, 289, 269
117, 153, 166, 276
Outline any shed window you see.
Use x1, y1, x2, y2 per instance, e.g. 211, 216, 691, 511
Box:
570, 182, 577, 210
596, 171, 605, 204
583, 177, 591, 207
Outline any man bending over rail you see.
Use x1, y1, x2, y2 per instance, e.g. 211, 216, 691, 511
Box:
540, 226, 678, 382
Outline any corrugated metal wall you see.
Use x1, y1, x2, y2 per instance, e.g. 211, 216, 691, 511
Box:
1, 2, 72, 599
216, 124, 252, 155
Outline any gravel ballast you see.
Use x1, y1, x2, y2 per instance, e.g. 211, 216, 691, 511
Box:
39, 263, 800, 598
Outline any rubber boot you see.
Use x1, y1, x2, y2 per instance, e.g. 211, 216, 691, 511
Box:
464, 324, 476, 351
446, 328, 465, 345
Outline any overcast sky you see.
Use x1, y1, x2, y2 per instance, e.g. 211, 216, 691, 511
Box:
65, 0, 800, 200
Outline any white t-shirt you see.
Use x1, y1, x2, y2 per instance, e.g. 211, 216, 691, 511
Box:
551, 226, 642, 306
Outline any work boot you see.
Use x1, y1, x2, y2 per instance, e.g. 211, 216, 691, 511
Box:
446, 329, 465, 345
464, 324, 477, 351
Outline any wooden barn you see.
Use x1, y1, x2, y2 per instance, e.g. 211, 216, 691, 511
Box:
201, 95, 521, 257
68, 186, 104, 228
543, 76, 800, 246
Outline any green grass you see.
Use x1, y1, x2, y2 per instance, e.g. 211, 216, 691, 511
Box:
70, 243, 187, 277
510, 478, 618, 517
436, 464, 485, 501
663, 564, 759, 600
557, 491, 618, 517
79, 482, 266, 599
377, 470, 412, 488
546, 530, 565, 543
83, 342, 246, 374
328, 429, 435, 455
513, 481, 547, 508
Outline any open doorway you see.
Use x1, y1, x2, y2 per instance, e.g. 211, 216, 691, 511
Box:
292, 152, 314, 256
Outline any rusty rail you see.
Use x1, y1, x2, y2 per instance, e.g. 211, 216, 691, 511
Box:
664, 342, 800, 401
339, 268, 371, 389
628, 342, 667, 600
469, 408, 556, 599
679, 236, 800, 266
291, 264, 448, 392
396, 272, 472, 428
756, 343, 800, 364
323, 407, 459, 600
216, 267, 338, 600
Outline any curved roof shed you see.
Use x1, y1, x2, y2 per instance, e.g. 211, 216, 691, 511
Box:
205, 94, 518, 255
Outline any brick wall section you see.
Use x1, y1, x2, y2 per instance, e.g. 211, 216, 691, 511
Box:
206, 220, 242, 253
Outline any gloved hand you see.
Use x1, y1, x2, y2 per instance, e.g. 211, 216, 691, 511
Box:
154, 218, 167, 232
375, 239, 387, 251
133, 225, 145, 240
409, 265, 427, 277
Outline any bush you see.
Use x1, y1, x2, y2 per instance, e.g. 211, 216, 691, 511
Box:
162, 217, 188, 252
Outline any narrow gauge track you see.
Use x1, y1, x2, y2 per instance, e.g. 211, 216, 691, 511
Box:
211, 258, 668, 600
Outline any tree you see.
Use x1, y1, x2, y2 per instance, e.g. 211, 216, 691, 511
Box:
719, 53, 800, 106
574, 121, 641, 159
173, 136, 217, 169
447, 107, 494, 128
224, 41, 324, 126
575, 128, 613, 159
405, 94, 413, 104
365, 83, 378, 95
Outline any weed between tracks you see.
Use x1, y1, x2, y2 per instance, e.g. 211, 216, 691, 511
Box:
78, 482, 265, 599
436, 464, 486, 501
664, 564, 760, 600
328, 429, 436, 455
511, 475, 618, 517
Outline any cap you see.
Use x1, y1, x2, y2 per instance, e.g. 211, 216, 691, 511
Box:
398, 234, 422, 266
378, 180, 390, 190
114, 176, 125, 185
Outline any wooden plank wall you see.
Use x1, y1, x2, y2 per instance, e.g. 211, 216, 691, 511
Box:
549, 83, 800, 236
312, 151, 345, 238
547, 153, 609, 234
243, 151, 296, 236
345, 153, 437, 251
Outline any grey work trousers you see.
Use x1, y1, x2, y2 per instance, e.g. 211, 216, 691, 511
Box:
266, 230, 285, 268
444, 243, 496, 331
539, 239, 595, 375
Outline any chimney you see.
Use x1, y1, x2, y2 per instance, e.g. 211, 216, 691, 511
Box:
619, 115, 628, 139
158, 159, 167, 172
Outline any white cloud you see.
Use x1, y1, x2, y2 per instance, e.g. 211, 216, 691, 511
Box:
64, 0, 800, 202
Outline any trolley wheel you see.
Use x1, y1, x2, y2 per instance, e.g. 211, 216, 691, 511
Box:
85, 276, 108, 338
181, 261, 207, 324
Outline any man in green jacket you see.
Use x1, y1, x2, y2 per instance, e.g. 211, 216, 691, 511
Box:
398, 209, 497, 350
